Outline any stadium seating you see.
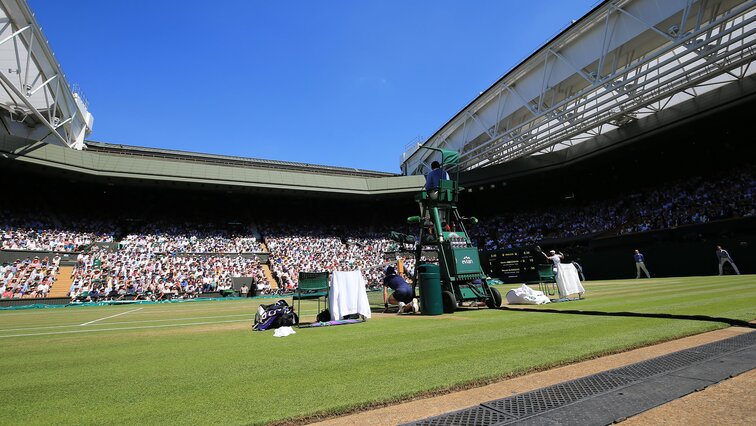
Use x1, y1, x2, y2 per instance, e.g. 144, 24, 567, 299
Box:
1, 164, 752, 300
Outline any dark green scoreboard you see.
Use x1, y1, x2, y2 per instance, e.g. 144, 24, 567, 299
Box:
483, 248, 539, 283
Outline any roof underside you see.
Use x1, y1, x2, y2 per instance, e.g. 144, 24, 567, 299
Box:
401, 0, 756, 176
0, 0, 93, 149
460, 72, 756, 187
0, 136, 423, 195
83, 141, 397, 179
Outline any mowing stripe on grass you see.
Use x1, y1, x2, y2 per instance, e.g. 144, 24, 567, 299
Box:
0, 305, 334, 337
0, 313, 255, 332
79, 308, 143, 326
0, 307, 327, 333
0, 318, 255, 338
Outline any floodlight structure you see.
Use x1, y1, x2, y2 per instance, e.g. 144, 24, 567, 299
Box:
0, 0, 93, 149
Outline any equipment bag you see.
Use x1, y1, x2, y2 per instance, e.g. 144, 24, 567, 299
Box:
252, 299, 299, 331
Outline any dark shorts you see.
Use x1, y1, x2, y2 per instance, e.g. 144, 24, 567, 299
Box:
392, 286, 413, 304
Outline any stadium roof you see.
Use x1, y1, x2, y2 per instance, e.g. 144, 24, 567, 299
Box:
1, 136, 423, 195
0, 0, 93, 149
84, 141, 397, 179
401, 0, 756, 176
3, 0, 754, 185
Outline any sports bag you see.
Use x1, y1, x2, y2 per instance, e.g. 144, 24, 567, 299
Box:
252, 300, 299, 331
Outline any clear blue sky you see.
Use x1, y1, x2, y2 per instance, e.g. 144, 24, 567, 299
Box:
29, 0, 599, 173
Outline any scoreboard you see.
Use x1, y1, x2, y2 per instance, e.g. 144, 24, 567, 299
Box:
483, 248, 540, 283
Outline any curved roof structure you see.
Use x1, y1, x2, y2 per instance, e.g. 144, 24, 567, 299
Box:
0, 0, 93, 149
401, 0, 756, 176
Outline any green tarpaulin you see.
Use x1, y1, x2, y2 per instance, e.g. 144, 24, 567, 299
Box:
440, 149, 459, 166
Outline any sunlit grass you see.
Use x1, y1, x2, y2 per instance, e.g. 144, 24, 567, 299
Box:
0, 275, 753, 425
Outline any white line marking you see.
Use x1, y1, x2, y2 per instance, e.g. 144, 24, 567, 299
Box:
0, 318, 253, 338
0, 308, 324, 334
1, 313, 254, 333
80, 308, 143, 326
0, 310, 318, 337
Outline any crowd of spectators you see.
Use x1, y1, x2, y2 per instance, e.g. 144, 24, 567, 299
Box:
117, 222, 263, 254
1, 211, 116, 252
1, 255, 60, 299
472, 166, 754, 250
1, 166, 753, 298
67, 247, 267, 302
260, 222, 394, 289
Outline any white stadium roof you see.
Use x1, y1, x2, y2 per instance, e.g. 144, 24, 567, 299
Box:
0, 0, 93, 149
1, 0, 753, 175
401, 0, 756, 175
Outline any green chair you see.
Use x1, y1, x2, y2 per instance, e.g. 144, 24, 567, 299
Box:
292, 272, 330, 326
438, 179, 458, 203
536, 264, 557, 297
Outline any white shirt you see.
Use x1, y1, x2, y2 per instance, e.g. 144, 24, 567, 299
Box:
547, 253, 562, 267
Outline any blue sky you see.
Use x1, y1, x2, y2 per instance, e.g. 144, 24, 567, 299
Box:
29, 0, 599, 173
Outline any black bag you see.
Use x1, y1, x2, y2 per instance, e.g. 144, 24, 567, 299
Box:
316, 309, 331, 322
252, 300, 299, 331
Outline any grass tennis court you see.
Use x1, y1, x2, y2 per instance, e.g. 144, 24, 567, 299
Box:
1, 276, 754, 425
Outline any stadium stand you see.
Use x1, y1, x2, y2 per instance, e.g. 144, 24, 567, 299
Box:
0, 161, 751, 301
1, 158, 754, 300
471, 165, 755, 250
1, 116, 754, 296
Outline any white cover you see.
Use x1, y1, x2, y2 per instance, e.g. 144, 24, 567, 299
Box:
329, 270, 372, 320
555, 263, 585, 298
506, 284, 551, 305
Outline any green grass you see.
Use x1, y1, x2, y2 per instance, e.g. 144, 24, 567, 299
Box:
1, 275, 754, 425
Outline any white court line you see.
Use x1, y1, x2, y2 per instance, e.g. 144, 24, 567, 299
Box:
0, 308, 325, 333
0, 318, 253, 338
0, 298, 298, 317
0, 298, 262, 316
1, 313, 253, 333
0, 304, 243, 317
80, 308, 143, 326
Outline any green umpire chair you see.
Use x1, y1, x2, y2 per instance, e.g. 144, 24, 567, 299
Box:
292, 271, 330, 326
533, 264, 557, 297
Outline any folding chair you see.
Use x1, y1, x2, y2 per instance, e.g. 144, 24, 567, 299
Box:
292, 271, 330, 326
536, 264, 557, 297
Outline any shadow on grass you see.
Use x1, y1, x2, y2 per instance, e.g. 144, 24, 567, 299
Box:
499, 306, 756, 328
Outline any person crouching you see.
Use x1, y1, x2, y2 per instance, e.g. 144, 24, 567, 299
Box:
383, 266, 419, 314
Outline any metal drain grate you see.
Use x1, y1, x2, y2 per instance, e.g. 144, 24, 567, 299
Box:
407, 331, 756, 426
608, 350, 712, 379
482, 373, 635, 418
689, 331, 756, 354
412, 406, 516, 426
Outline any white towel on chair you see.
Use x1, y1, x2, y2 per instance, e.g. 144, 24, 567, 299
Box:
555, 264, 585, 298
329, 270, 372, 320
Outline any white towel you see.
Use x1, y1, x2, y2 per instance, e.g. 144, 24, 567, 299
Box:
555, 263, 585, 298
273, 326, 296, 337
329, 270, 372, 320
505, 284, 551, 305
